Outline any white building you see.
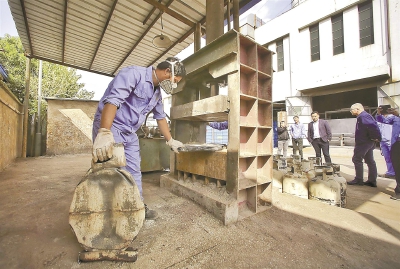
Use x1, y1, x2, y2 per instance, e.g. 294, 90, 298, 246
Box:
255, 0, 399, 122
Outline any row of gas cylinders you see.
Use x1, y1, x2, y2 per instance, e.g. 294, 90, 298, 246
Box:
274, 155, 347, 208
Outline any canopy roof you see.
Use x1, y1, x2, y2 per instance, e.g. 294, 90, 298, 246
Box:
8, 0, 259, 77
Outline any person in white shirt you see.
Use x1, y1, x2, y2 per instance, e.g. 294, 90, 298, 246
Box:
289, 116, 306, 160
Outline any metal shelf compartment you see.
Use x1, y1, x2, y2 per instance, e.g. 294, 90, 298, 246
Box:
160, 30, 273, 224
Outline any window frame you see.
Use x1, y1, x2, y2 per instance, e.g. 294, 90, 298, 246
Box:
358, 0, 374, 47
332, 13, 344, 55
276, 39, 284, 72
310, 23, 320, 62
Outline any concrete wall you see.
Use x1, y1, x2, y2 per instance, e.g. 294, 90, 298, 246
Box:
0, 81, 23, 171
255, 0, 392, 102
388, 0, 400, 81
46, 98, 98, 155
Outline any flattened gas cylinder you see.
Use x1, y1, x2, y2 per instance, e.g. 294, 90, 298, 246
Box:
69, 144, 145, 261
282, 174, 309, 199
308, 166, 347, 207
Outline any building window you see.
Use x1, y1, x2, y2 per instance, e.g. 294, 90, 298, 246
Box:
332, 13, 344, 55
276, 39, 284, 71
310, 23, 320, 61
359, 0, 374, 47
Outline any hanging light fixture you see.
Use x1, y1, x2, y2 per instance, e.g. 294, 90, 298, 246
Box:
152, 14, 171, 48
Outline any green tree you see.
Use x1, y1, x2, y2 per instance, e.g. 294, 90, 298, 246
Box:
0, 35, 94, 116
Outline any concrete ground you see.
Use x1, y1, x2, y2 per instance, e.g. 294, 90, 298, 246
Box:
0, 146, 399, 268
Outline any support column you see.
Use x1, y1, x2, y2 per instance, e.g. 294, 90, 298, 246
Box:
22, 57, 31, 158
227, 0, 231, 31
233, 0, 239, 31
206, 0, 224, 44
194, 22, 201, 52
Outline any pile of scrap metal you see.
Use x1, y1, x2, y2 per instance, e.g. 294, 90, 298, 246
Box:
273, 155, 347, 208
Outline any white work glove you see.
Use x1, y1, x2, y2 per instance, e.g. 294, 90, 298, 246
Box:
92, 128, 115, 163
166, 138, 184, 153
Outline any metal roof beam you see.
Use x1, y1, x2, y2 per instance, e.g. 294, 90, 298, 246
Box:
29, 55, 114, 77
19, 0, 33, 55
142, 0, 162, 25
113, 0, 175, 74
149, 16, 206, 66
62, 0, 68, 62
142, 0, 195, 27
89, 0, 119, 70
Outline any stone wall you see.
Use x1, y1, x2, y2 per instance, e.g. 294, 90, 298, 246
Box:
46, 98, 99, 155
0, 81, 23, 171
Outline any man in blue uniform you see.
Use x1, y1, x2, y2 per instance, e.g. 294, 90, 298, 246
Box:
348, 103, 381, 186
377, 107, 400, 200
92, 57, 186, 219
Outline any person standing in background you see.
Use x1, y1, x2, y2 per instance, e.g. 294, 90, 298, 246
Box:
377, 107, 400, 200
375, 105, 396, 179
307, 111, 332, 165
348, 103, 381, 187
208, 121, 228, 130
277, 121, 290, 158
290, 116, 306, 160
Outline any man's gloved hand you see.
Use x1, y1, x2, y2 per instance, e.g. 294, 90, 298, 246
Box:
92, 128, 115, 163
166, 138, 184, 153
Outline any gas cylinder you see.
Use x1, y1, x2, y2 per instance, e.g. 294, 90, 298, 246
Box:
69, 144, 145, 262
282, 173, 309, 199
282, 155, 309, 199
308, 165, 347, 207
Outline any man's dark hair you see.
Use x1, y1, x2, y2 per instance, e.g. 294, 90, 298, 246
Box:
293, 116, 299, 119
379, 105, 390, 114
157, 57, 186, 77
311, 111, 319, 116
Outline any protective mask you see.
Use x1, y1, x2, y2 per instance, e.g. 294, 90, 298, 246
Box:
159, 79, 175, 94
154, 61, 178, 94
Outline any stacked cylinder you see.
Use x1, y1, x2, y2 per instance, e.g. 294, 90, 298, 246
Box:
278, 155, 347, 208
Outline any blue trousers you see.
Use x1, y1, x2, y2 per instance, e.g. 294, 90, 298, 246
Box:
93, 121, 143, 200
390, 141, 400, 194
352, 141, 377, 182
380, 141, 395, 176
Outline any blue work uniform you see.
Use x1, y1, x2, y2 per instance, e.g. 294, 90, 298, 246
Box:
376, 114, 396, 176
209, 121, 228, 130
376, 114, 400, 194
93, 66, 166, 199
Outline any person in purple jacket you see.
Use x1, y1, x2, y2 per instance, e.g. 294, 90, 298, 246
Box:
348, 103, 381, 187
92, 57, 186, 219
208, 121, 228, 130
377, 107, 400, 201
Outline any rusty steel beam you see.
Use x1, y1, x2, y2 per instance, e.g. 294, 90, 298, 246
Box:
29, 55, 113, 77
142, 0, 162, 25
113, 0, 175, 74
142, 0, 195, 27
148, 16, 206, 66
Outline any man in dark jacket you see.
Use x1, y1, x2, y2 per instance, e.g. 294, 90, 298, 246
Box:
307, 111, 332, 164
348, 103, 382, 186
277, 121, 290, 157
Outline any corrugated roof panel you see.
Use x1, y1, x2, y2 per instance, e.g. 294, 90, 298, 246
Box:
8, 0, 260, 76
23, 0, 64, 60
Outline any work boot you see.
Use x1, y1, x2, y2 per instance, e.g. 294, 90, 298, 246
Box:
390, 193, 400, 201
144, 204, 158, 220
363, 181, 377, 187
347, 179, 364, 185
